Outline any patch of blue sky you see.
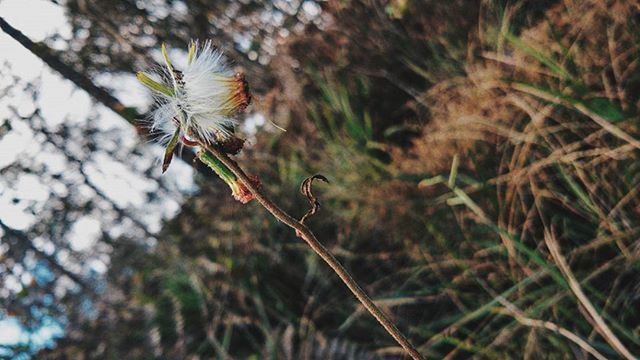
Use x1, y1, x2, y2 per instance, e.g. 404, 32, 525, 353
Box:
0, 316, 64, 357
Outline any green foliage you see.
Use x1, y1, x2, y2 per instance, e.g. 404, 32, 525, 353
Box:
309, 74, 390, 172
583, 97, 626, 123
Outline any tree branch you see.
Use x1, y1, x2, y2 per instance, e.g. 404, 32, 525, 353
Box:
0, 219, 94, 296
0, 16, 134, 123
0, 16, 211, 175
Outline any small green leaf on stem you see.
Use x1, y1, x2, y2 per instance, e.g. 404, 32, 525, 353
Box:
161, 42, 173, 71
187, 40, 196, 65
136, 72, 174, 97
197, 149, 236, 183
161, 42, 179, 92
197, 149, 257, 203
162, 126, 181, 173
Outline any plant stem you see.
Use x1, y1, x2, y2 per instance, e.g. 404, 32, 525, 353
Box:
199, 142, 425, 360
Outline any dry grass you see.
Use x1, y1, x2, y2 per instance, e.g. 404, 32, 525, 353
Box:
391, 0, 640, 357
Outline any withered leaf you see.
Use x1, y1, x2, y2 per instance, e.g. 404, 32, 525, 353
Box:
162, 126, 181, 173
300, 174, 329, 224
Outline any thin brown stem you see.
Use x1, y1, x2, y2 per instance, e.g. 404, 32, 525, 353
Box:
200, 142, 425, 360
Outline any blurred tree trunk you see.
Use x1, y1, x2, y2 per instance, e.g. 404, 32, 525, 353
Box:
0, 16, 136, 124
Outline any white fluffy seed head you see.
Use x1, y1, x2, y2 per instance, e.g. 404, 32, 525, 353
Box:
146, 40, 251, 144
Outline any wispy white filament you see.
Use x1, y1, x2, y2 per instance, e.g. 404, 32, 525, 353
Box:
150, 102, 179, 144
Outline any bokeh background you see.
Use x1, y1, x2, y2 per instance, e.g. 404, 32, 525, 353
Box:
1, 0, 639, 358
